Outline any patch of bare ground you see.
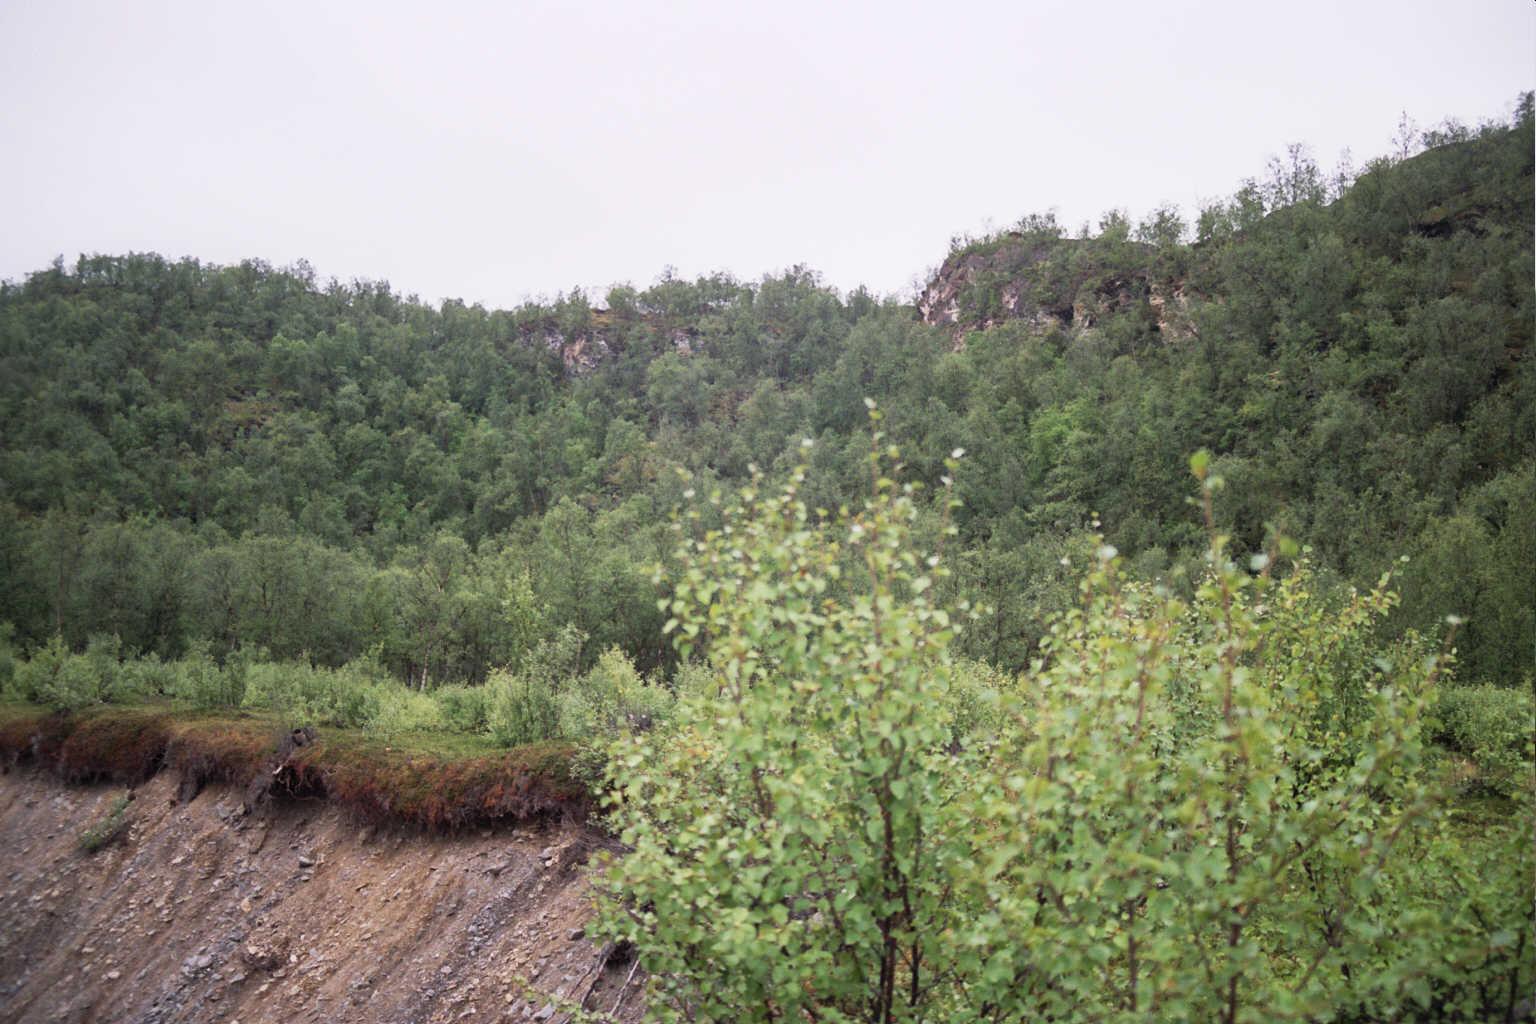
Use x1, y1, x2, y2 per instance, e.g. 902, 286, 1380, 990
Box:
0, 769, 645, 1023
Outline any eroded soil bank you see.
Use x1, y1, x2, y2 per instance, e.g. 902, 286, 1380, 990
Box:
0, 771, 643, 1024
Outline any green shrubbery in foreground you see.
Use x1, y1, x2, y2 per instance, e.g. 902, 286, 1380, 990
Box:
596, 446, 1533, 1023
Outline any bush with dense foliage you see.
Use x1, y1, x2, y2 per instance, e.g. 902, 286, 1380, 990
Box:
431, 683, 490, 733
596, 445, 1533, 1023
558, 646, 674, 741
240, 658, 382, 728
8, 635, 131, 712
486, 626, 583, 746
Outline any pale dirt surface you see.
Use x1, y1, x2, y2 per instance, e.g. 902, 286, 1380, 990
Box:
0, 771, 645, 1024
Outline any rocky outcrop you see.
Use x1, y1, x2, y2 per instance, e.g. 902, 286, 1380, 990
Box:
527, 310, 697, 378
917, 235, 1193, 346
917, 236, 1075, 333
1147, 281, 1193, 340
538, 327, 613, 376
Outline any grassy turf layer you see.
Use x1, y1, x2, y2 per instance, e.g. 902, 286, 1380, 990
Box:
0, 703, 588, 830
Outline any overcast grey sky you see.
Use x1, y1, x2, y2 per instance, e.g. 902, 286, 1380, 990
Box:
1, 0, 1530, 307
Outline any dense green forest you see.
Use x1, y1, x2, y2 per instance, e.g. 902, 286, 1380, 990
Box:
1, 100, 1530, 693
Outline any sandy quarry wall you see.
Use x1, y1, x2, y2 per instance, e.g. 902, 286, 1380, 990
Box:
0, 771, 643, 1024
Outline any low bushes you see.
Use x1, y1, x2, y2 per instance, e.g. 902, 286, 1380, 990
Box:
242, 658, 383, 729
368, 687, 445, 734
10, 636, 123, 712
487, 627, 582, 746
1431, 685, 1535, 797
169, 641, 248, 710
557, 647, 672, 739
1, 628, 673, 753
117, 653, 182, 701
6, 636, 246, 712
488, 630, 675, 747
432, 684, 489, 733
486, 670, 560, 747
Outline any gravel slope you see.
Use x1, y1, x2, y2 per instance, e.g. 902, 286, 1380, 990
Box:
0, 771, 643, 1024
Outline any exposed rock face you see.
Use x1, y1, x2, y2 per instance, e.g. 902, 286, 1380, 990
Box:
538, 328, 612, 376
917, 237, 1072, 332
1147, 281, 1192, 340
528, 311, 697, 378
0, 772, 645, 1024
917, 235, 1193, 346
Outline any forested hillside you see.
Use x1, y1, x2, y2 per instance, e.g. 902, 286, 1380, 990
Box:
0, 100, 1530, 689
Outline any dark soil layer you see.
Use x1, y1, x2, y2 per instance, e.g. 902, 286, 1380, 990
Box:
0, 706, 590, 832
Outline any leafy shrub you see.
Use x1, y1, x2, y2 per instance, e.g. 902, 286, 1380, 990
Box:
30, 641, 89, 710
368, 686, 444, 735
80, 634, 126, 700
433, 684, 489, 733
328, 657, 393, 727
558, 647, 672, 740
242, 658, 382, 728
240, 661, 298, 719
7, 637, 165, 709
15, 640, 54, 707
487, 626, 585, 747
78, 793, 133, 853
599, 451, 982, 1022
170, 639, 245, 709
486, 669, 560, 746
14, 636, 101, 711
942, 655, 1012, 744
1431, 685, 1534, 797
116, 651, 179, 699
669, 659, 718, 699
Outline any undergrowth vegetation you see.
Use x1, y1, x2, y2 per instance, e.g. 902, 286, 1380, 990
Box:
1429, 685, 1536, 798
1, 625, 674, 750
0, 614, 668, 830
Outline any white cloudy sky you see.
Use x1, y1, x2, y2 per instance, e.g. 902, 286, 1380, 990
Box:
1, 0, 1530, 306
